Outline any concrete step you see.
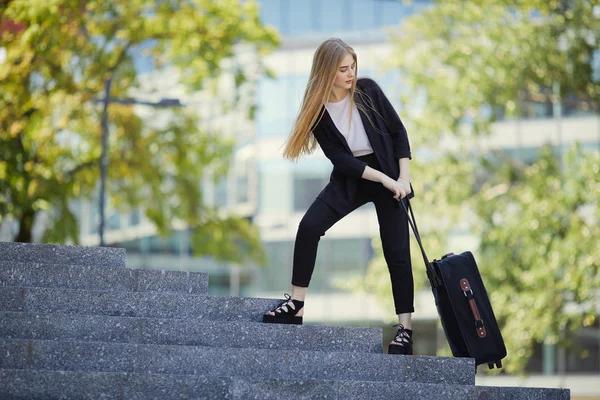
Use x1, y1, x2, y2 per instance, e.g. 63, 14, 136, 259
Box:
0, 369, 570, 399
0, 311, 382, 353
0, 261, 208, 294
0, 286, 281, 321
0, 242, 125, 268
0, 338, 474, 385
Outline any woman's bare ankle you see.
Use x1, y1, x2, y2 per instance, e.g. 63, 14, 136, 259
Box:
291, 285, 308, 302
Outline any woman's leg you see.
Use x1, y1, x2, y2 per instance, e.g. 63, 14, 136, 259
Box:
373, 196, 415, 352
283, 285, 307, 317
265, 197, 353, 319
290, 198, 347, 288
374, 197, 414, 316
397, 313, 412, 329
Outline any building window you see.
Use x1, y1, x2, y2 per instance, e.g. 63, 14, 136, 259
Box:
214, 177, 228, 208
147, 233, 180, 255
256, 74, 307, 138
293, 175, 327, 211
565, 322, 600, 373
129, 209, 141, 227
258, 161, 292, 214
256, 240, 294, 291
235, 158, 252, 205
88, 199, 99, 235
292, 159, 331, 211
289, 0, 314, 35
107, 212, 120, 230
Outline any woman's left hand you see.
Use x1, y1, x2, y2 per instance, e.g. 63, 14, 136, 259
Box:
397, 177, 412, 198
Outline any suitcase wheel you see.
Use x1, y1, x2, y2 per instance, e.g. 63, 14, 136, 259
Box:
488, 360, 503, 369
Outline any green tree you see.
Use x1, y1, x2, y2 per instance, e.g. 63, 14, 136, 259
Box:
341, 0, 600, 373
473, 144, 600, 373
0, 0, 280, 264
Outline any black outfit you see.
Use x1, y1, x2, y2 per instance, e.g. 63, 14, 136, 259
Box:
312, 77, 413, 215
290, 77, 415, 315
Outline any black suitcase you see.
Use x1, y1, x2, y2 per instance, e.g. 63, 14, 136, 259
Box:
400, 198, 507, 369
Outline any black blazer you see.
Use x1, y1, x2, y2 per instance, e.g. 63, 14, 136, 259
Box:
312, 77, 413, 214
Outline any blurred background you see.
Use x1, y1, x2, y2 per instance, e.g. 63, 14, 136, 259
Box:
1, 0, 599, 397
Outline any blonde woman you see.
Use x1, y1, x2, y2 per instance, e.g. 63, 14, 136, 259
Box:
263, 38, 415, 355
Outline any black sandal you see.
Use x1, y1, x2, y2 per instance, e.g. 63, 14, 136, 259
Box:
262, 293, 304, 325
388, 324, 413, 355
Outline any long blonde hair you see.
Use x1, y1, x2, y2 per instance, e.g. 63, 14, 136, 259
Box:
283, 38, 379, 161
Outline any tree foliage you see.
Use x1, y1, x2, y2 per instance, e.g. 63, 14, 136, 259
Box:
473, 144, 600, 373
0, 0, 279, 264
342, 0, 600, 373
388, 0, 599, 143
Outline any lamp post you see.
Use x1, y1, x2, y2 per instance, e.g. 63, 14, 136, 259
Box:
98, 78, 113, 248
95, 79, 183, 246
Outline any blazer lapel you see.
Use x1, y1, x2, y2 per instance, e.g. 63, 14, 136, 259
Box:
355, 88, 390, 174
355, 90, 379, 147
321, 106, 353, 155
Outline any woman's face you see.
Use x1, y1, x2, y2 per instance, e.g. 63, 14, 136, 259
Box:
333, 53, 356, 90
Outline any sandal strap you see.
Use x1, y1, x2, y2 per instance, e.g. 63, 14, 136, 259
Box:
392, 324, 413, 346
270, 293, 304, 316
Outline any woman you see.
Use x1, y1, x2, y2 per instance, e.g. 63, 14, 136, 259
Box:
262, 38, 415, 355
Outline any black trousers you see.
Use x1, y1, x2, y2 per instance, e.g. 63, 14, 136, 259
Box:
291, 153, 414, 315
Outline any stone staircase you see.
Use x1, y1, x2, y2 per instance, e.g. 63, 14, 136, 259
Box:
0, 242, 570, 399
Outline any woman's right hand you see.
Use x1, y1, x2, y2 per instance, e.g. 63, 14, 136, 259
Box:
382, 176, 408, 200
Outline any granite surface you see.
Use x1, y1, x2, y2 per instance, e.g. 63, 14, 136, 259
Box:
231, 378, 339, 399
0, 311, 383, 353
0, 241, 569, 398
136, 268, 208, 294
0, 242, 125, 268
0, 261, 209, 294
0, 338, 475, 384
123, 373, 232, 400
0, 286, 284, 321
0, 312, 138, 344
0, 369, 231, 400
0, 369, 125, 400
336, 380, 571, 400
0, 370, 570, 400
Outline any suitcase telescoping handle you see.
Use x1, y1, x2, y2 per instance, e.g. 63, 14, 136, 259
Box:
399, 198, 488, 338
397, 197, 441, 287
